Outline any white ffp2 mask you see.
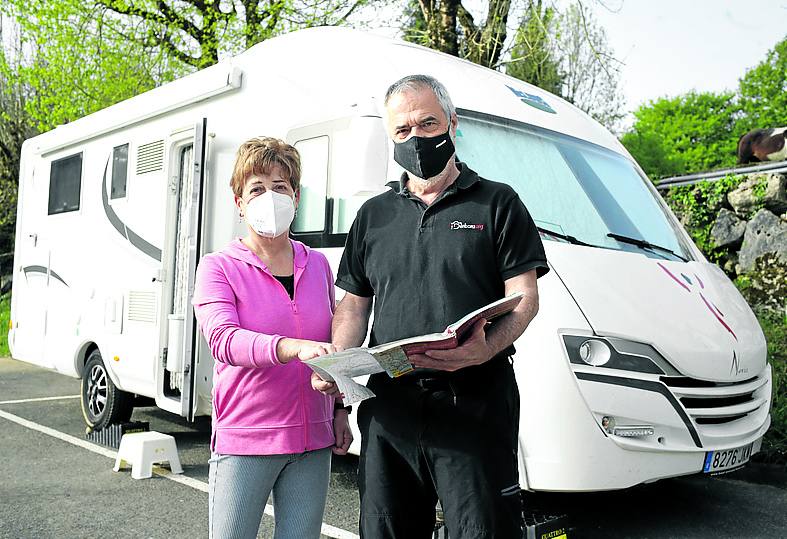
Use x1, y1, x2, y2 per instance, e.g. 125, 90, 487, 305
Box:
244, 190, 295, 238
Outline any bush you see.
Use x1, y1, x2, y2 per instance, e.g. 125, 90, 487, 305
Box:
755, 311, 787, 463
737, 256, 787, 463
0, 293, 9, 357
664, 174, 746, 267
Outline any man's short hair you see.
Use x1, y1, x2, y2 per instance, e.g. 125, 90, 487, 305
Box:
384, 74, 456, 124
230, 137, 301, 197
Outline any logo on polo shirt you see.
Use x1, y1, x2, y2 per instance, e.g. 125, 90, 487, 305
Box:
450, 220, 485, 231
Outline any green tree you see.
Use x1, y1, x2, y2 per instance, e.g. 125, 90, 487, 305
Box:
0, 34, 33, 253
94, 0, 369, 69
1, 1, 175, 252
505, 0, 563, 95
621, 91, 739, 179
736, 36, 787, 133
0, 0, 373, 255
3, 0, 183, 131
620, 129, 685, 180
405, 1, 625, 130
620, 36, 787, 179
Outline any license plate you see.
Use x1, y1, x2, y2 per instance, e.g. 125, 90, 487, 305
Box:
703, 442, 754, 473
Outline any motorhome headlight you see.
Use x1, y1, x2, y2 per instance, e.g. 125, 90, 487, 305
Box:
612, 426, 655, 438
578, 339, 611, 366
600, 416, 654, 437
562, 335, 680, 375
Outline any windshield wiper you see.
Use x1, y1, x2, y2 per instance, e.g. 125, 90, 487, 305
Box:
537, 226, 597, 248
607, 233, 689, 262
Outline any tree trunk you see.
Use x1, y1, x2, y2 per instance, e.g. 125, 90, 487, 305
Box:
417, 0, 511, 68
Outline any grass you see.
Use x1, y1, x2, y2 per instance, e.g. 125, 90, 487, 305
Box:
0, 293, 9, 357
756, 311, 787, 463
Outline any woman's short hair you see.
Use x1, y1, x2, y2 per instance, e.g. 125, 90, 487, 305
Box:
230, 137, 301, 197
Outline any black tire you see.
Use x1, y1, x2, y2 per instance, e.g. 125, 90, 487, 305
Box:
80, 349, 133, 430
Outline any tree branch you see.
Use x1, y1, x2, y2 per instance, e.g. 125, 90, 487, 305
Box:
156, 0, 202, 41
456, 3, 477, 36
146, 28, 200, 67
576, 0, 612, 80
94, 0, 202, 43
335, 0, 365, 25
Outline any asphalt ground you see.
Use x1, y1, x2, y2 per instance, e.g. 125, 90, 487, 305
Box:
1, 356, 786, 539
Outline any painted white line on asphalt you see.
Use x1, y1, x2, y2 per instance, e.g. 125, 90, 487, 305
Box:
0, 408, 118, 459
151, 467, 210, 492
0, 394, 81, 405
0, 408, 360, 539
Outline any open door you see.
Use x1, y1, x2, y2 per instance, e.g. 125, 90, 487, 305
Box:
159, 119, 207, 420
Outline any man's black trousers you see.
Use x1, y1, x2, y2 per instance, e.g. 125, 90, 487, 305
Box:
357, 358, 523, 539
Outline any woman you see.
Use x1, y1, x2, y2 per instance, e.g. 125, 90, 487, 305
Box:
192, 137, 352, 539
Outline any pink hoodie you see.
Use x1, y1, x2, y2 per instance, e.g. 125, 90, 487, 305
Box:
192, 238, 335, 455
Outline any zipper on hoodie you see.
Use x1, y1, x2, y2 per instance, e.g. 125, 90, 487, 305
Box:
300, 362, 309, 451
290, 258, 309, 451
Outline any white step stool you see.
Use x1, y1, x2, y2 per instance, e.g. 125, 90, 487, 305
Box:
113, 431, 183, 480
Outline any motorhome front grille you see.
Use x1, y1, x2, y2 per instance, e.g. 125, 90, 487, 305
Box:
136, 140, 165, 174
127, 291, 157, 323
661, 374, 768, 425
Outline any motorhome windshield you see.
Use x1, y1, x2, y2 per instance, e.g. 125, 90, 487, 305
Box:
455, 113, 691, 262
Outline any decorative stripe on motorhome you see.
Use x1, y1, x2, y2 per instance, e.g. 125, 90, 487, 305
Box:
136, 140, 165, 174
22, 265, 69, 287
101, 159, 162, 261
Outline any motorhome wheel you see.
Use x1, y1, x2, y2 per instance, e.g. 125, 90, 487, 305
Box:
80, 350, 134, 430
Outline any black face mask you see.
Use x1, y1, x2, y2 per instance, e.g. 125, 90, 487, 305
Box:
393, 129, 455, 180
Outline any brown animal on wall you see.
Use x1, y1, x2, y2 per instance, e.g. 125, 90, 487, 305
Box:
737, 128, 787, 164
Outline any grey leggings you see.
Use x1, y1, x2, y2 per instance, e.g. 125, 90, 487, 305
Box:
208, 448, 332, 539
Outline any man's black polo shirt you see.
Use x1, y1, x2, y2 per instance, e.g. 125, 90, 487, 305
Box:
336, 162, 549, 371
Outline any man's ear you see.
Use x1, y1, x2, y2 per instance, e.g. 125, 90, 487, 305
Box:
450, 113, 458, 136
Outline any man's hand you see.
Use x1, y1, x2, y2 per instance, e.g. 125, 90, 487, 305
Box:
311, 371, 340, 396
332, 409, 353, 455
409, 319, 493, 372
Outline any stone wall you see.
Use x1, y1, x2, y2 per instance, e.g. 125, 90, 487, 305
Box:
708, 172, 787, 315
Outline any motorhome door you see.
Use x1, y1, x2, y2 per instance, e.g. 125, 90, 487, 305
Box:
11, 161, 54, 367
159, 119, 207, 420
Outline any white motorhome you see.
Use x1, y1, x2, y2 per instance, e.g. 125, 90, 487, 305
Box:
10, 27, 771, 492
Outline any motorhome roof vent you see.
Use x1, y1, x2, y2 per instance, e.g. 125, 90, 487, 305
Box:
136, 140, 165, 175
127, 290, 157, 324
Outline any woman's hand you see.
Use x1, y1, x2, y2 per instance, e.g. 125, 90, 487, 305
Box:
277, 338, 335, 364
296, 340, 336, 361
332, 409, 353, 455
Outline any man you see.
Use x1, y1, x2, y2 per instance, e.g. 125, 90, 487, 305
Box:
327, 74, 548, 538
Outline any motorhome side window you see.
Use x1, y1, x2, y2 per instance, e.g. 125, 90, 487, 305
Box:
292, 136, 329, 233
48, 153, 83, 215
111, 144, 129, 199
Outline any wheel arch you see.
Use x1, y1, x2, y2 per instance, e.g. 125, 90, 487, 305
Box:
75, 341, 98, 378
74, 342, 122, 387
79, 343, 134, 429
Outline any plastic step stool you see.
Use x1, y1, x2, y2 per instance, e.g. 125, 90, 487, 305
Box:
113, 431, 183, 479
